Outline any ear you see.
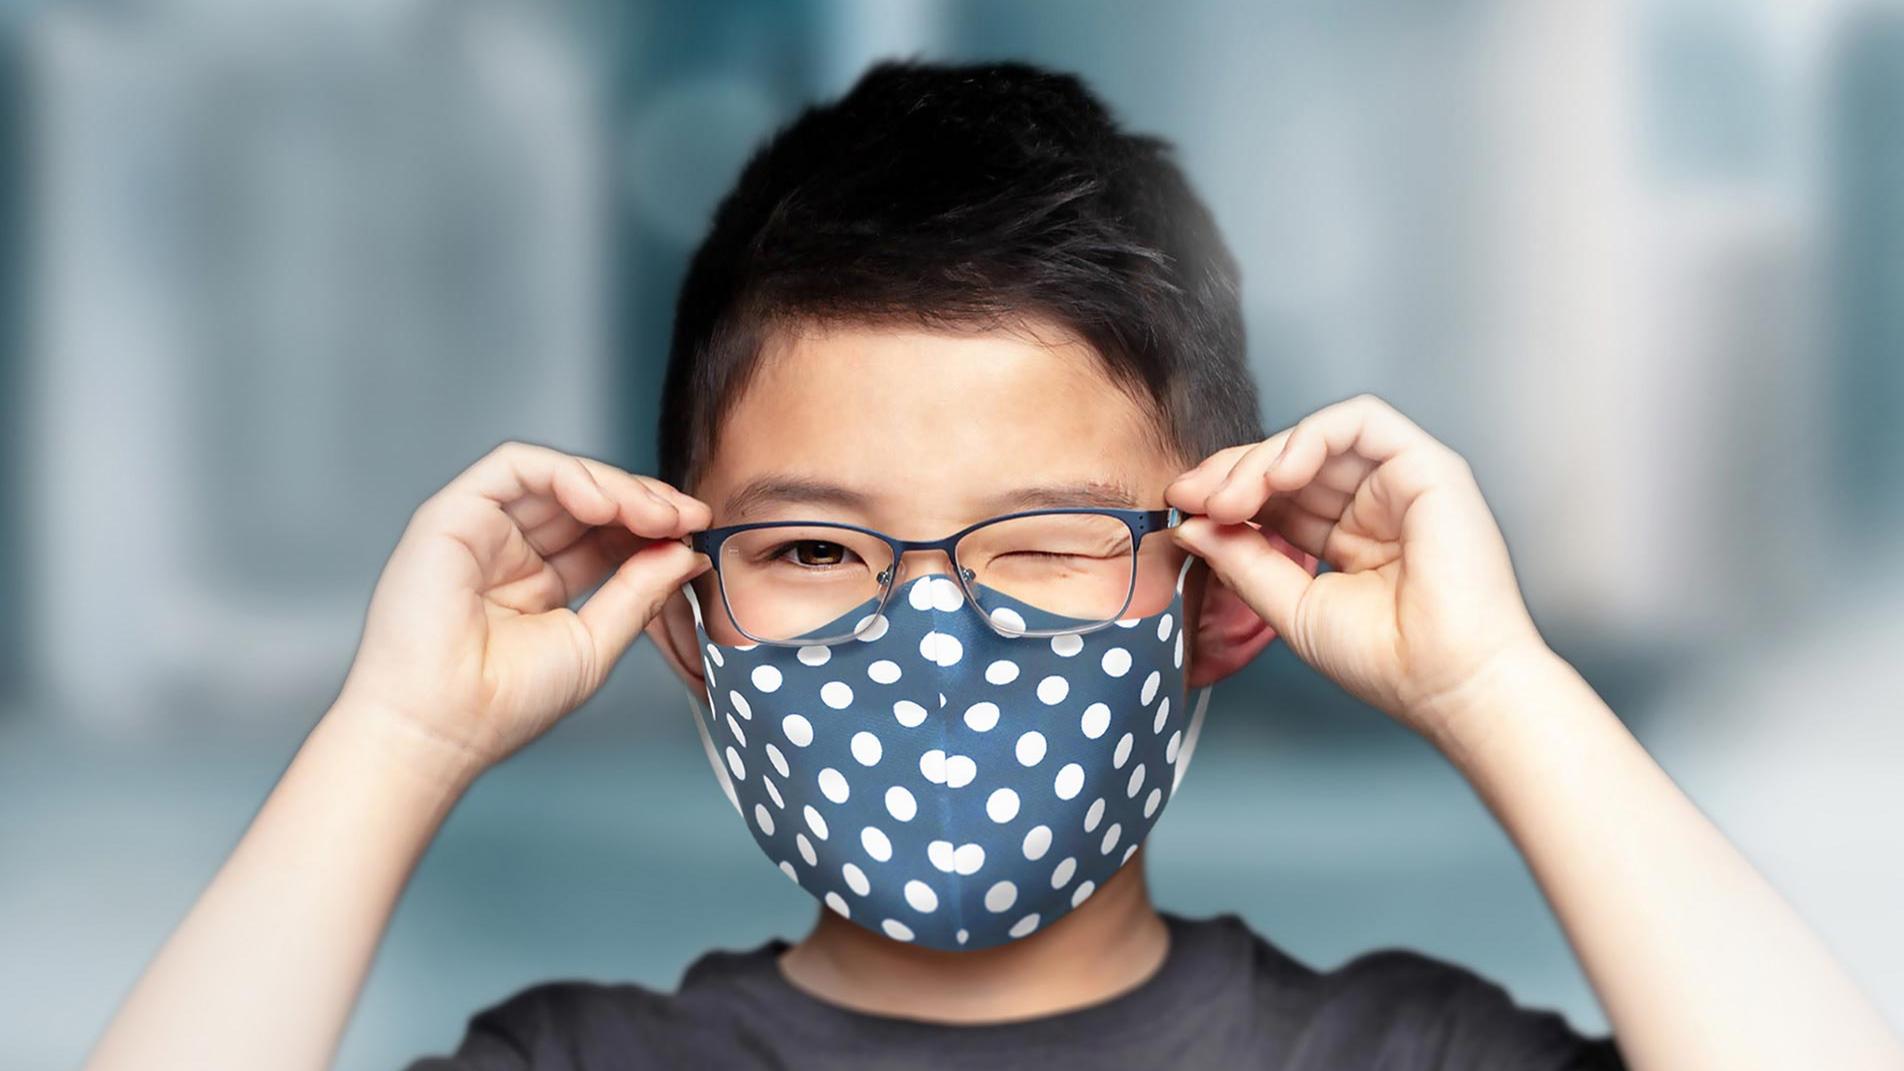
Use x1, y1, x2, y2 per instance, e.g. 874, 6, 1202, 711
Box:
644, 587, 707, 695
1185, 530, 1318, 687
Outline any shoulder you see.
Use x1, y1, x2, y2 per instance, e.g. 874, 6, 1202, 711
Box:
402, 979, 676, 1071
402, 943, 787, 1071
1175, 914, 1624, 1070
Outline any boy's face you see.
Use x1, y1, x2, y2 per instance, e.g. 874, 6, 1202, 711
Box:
648, 316, 1274, 690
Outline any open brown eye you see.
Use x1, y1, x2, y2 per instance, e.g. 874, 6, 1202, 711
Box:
793, 541, 848, 566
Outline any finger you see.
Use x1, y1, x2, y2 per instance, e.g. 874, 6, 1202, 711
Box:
1172, 518, 1313, 639
1257, 497, 1343, 563
449, 442, 683, 540
629, 473, 714, 533
575, 539, 710, 670
542, 523, 645, 602
1200, 432, 1299, 523
1265, 394, 1441, 495
1167, 437, 1288, 515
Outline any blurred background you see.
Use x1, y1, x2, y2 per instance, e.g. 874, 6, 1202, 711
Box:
3, 0, 1902, 1066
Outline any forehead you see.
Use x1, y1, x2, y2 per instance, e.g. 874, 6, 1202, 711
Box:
695, 317, 1180, 533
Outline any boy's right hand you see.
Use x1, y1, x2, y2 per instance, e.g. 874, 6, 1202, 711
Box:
332, 441, 710, 780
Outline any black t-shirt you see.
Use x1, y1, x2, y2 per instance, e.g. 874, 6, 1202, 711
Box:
403, 912, 1624, 1070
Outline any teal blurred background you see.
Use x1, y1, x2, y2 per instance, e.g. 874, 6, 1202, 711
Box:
3, 1, 1903, 1068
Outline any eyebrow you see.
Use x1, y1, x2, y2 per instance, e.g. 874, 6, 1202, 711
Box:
721, 475, 1142, 522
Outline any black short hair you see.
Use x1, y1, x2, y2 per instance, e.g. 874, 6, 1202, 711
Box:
656, 58, 1263, 489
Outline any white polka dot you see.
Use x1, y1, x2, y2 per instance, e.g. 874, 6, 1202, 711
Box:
984, 881, 1018, 913
796, 833, 818, 867
920, 631, 963, 667
861, 825, 892, 862
1159, 613, 1175, 642
797, 644, 831, 666
782, 715, 813, 748
1071, 880, 1097, 908
1101, 823, 1123, 854
766, 743, 791, 778
1114, 617, 1140, 630
702, 659, 715, 688
726, 714, 747, 747
1174, 630, 1184, 668
963, 702, 1000, 732
843, 862, 871, 896
893, 700, 928, 727
989, 606, 1027, 635
933, 577, 966, 612
1165, 730, 1183, 764
1036, 675, 1070, 705
944, 754, 977, 789
920, 749, 948, 784
778, 860, 798, 882
736, 642, 759, 650
957, 929, 970, 945
904, 880, 939, 913
984, 659, 1020, 685
1122, 843, 1138, 865
818, 767, 850, 804
1141, 671, 1161, 705
1083, 797, 1105, 832
1080, 703, 1111, 739
868, 659, 902, 684
1113, 732, 1134, 769
882, 919, 915, 941
803, 805, 829, 840
821, 681, 854, 709
751, 665, 783, 693
855, 614, 889, 642
754, 804, 775, 835
851, 731, 883, 766
1009, 914, 1041, 938
927, 840, 956, 873
725, 746, 746, 781
1054, 763, 1085, 800
1101, 647, 1132, 677
1153, 697, 1171, 734
825, 891, 851, 917
1050, 633, 1084, 657
986, 788, 1020, 823
706, 644, 725, 667
764, 776, 784, 809
1023, 825, 1053, 860
1015, 731, 1047, 766
954, 843, 985, 875
908, 579, 937, 611
729, 691, 752, 719
1144, 787, 1163, 817
938, 693, 947, 709
1127, 763, 1146, 798
885, 785, 917, 822
1051, 856, 1077, 888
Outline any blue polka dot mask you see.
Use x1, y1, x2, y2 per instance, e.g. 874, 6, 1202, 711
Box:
682, 556, 1210, 951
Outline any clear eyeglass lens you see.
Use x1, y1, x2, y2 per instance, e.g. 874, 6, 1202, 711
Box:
956, 513, 1136, 632
715, 525, 896, 643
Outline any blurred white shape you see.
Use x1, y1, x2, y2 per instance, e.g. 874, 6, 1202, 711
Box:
1644, 545, 1904, 1029
25, 1, 609, 730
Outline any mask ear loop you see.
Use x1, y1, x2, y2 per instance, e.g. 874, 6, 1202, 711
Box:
679, 582, 743, 815
1171, 549, 1209, 793
688, 691, 743, 816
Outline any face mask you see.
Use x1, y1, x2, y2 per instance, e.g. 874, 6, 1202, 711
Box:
682, 557, 1210, 951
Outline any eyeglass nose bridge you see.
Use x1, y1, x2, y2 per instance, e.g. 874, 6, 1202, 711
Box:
879, 544, 979, 601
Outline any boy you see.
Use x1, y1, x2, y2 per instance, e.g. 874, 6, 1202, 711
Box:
87, 60, 1901, 1071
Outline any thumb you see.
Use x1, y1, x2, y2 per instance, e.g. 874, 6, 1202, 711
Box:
1174, 519, 1313, 639
576, 539, 708, 671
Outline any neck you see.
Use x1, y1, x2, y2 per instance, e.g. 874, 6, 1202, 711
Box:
775, 848, 1170, 1023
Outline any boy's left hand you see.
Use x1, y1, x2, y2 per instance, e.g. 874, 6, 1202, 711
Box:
1166, 393, 1549, 742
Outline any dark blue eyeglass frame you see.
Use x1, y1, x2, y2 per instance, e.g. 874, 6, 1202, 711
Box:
688, 506, 1184, 646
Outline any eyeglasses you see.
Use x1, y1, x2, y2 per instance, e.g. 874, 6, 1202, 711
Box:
688, 507, 1184, 646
